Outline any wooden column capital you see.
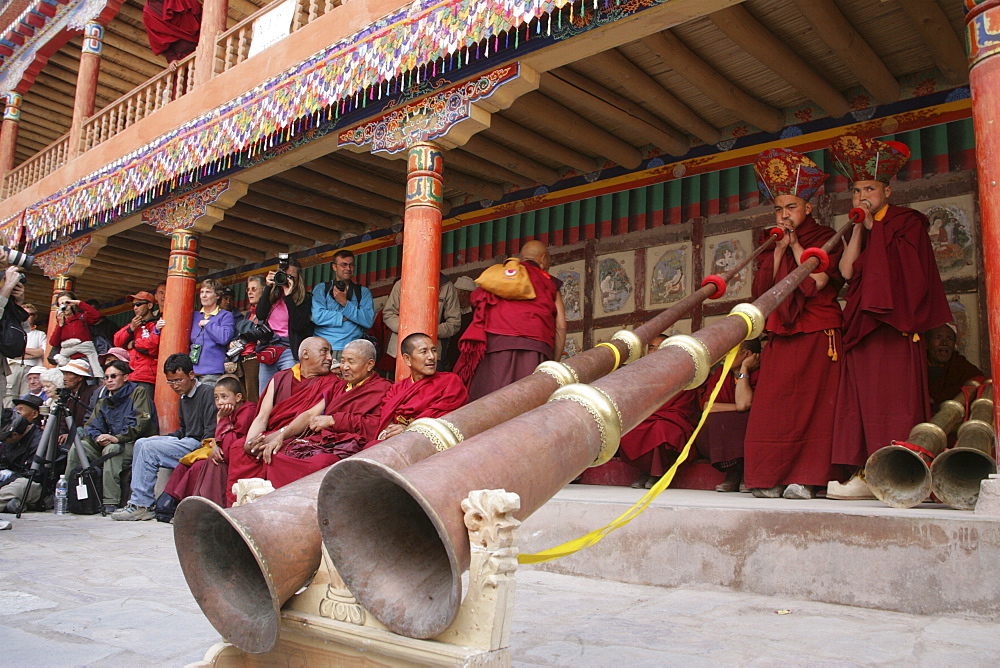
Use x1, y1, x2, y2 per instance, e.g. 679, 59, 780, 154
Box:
34, 234, 108, 279
142, 179, 248, 236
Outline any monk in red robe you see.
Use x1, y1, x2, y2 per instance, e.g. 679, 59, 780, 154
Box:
695, 338, 760, 492
926, 323, 984, 412
163, 375, 255, 507
744, 148, 845, 500
224, 337, 338, 505
372, 332, 468, 443
619, 334, 702, 489
456, 240, 567, 401
254, 339, 390, 488
143, 0, 202, 63
829, 135, 952, 499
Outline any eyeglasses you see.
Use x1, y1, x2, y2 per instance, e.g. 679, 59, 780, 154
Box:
133, 301, 150, 307
105, 373, 124, 379
165, 378, 188, 385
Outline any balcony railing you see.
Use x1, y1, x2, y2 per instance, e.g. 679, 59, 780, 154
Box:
2, 0, 346, 199
2, 132, 71, 198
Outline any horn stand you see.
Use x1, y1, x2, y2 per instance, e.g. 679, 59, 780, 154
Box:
932, 384, 997, 510
865, 384, 979, 508
319, 223, 846, 638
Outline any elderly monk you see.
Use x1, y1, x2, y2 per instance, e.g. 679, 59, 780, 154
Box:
256, 339, 391, 488
618, 334, 702, 490
456, 240, 567, 400
373, 333, 468, 442
743, 148, 845, 500
829, 135, 952, 499
926, 324, 984, 412
224, 337, 337, 505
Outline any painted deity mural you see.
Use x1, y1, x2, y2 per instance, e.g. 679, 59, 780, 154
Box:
595, 252, 634, 318
913, 195, 976, 280
646, 243, 690, 307
704, 231, 753, 300
551, 260, 584, 321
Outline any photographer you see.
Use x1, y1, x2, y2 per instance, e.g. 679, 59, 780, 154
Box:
311, 250, 373, 362
6, 302, 46, 405
0, 405, 43, 512
256, 256, 313, 391
50, 290, 104, 379
0, 264, 28, 407
226, 275, 265, 402
113, 291, 160, 392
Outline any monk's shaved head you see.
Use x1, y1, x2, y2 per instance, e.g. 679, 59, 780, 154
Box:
298, 336, 333, 376
520, 240, 551, 271
400, 332, 433, 356
344, 338, 377, 362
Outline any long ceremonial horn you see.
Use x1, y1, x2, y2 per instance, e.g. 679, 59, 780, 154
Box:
865, 382, 980, 508
318, 217, 857, 639
931, 384, 996, 510
168, 228, 774, 654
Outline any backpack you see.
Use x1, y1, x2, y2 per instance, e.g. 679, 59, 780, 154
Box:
67, 465, 103, 515
0, 301, 28, 359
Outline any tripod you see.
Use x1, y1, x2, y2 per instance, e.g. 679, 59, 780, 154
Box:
15, 392, 78, 518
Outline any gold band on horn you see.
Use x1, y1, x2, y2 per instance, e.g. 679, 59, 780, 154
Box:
730, 303, 765, 339
549, 383, 623, 467
611, 330, 643, 365
534, 360, 580, 387
407, 417, 465, 452
660, 334, 712, 390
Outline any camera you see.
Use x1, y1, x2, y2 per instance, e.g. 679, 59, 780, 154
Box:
273, 253, 291, 287
1, 247, 32, 284
235, 319, 273, 345
334, 280, 348, 292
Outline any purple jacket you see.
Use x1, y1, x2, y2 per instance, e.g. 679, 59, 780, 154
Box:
189, 308, 235, 375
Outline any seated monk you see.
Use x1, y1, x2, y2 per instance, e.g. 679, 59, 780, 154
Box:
617, 333, 703, 489
372, 332, 468, 443
252, 339, 391, 488
926, 323, 984, 412
224, 337, 338, 505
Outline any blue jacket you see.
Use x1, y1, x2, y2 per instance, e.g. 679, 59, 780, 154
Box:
84, 381, 156, 445
311, 281, 374, 351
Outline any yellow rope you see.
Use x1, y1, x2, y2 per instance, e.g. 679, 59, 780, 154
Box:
596, 342, 622, 370
518, 312, 753, 564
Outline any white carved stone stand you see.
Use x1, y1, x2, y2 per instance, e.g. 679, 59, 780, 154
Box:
187, 489, 521, 667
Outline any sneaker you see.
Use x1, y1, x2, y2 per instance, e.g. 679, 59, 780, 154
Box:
751, 485, 786, 498
111, 504, 155, 521
827, 475, 876, 500
783, 483, 814, 500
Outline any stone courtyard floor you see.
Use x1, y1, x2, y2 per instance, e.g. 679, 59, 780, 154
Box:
3, 499, 1000, 667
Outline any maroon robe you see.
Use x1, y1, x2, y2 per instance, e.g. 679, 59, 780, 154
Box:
225, 367, 339, 505
143, 0, 202, 62
164, 400, 257, 507
456, 261, 561, 400
832, 206, 952, 467
267, 373, 392, 488
695, 366, 759, 470
928, 352, 984, 411
618, 389, 701, 477
744, 216, 845, 488
369, 371, 468, 444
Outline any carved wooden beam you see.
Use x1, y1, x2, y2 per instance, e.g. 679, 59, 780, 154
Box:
641, 30, 785, 133
230, 199, 344, 242
585, 49, 720, 145
249, 181, 392, 229
223, 205, 317, 247
279, 167, 404, 216
20, 97, 74, 124
540, 71, 688, 156
897, 0, 968, 85
35, 65, 127, 101
709, 4, 851, 118
101, 32, 163, 69
445, 147, 535, 188
463, 134, 562, 185
515, 92, 642, 169
241, 191, 363, 237
487, 114, 600, 173
790, 0, 900, 105
307, 156, 406, 201
341, 151, 504, 202
199, 237, 269, 263
207, 221, 292, 253
98, 43, 162, 79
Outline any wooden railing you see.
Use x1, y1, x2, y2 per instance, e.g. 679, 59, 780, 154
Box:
2, 132, 71, 198
81, 54, 197, 153
216, 0, 343, 73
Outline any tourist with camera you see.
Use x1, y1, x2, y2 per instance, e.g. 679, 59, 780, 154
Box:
311, 250, 374, 362
50, 290, 105, 379
0, 264, 29, 403
225, 275, 265, 402
6, 302, 46, 406
0, 401, 44, 512
113, 291, 160, 393
253, 255, 314, 392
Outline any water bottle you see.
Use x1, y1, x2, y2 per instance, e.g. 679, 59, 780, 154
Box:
54, 475, 68, 515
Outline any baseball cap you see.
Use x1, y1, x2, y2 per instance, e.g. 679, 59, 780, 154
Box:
130, 291, 155, 304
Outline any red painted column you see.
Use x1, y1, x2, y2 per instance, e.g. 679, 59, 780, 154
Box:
0, 92, 22, 177
395, 142, 444, 381
154, 229, 198, 432
44, 275, 73, 367
193, 0, 230, 86
69, 21, 104, 157
967, 0, 1000, 433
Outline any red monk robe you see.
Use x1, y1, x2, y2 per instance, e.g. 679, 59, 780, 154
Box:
695, 365, 759, 472
744, 216, 846, 488
225, 366, 338, 505
618, 389, 701, 477
928, 352, 984, 412
143, 0, 202, 62
456, 261, 562, 401
163, 400, 257, 507
832, 205, 952, 467
369, 371, 468, 444
266, 373, 392, 488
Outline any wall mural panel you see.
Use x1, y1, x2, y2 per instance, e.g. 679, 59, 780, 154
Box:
704, 230, 753, 301
561, 331, 583, 360
912, 195, 977, 281
551, 260, 584, 322
595, 252, 635, 319
948, 293, 980, 369
645, 242, 691, 309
